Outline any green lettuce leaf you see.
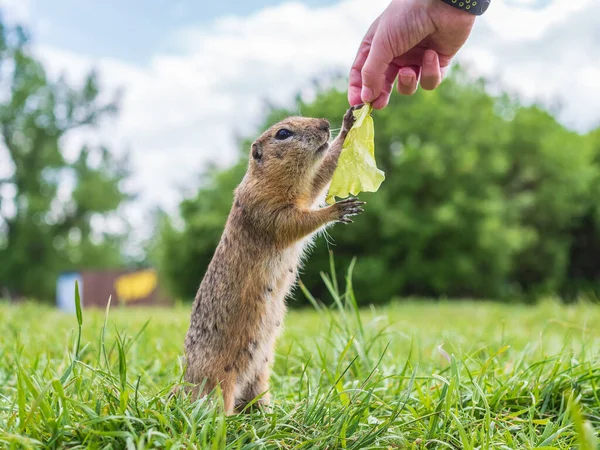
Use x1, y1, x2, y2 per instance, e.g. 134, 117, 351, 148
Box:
326, 104, 385, 204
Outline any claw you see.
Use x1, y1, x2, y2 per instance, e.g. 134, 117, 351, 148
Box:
334, 196, 366, 225
343, 107, 357, 131
344, 207, 363, 215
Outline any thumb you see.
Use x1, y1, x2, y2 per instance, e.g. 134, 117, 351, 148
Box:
361, 16, 427, 104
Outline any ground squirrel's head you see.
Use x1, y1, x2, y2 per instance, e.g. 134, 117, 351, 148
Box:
248, 116, 330, 178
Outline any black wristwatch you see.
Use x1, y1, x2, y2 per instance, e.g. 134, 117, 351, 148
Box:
439, 0, 490, 15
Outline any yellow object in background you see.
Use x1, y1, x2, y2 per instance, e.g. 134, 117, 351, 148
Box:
326, 104, 385, 204
114, 270, 158, 304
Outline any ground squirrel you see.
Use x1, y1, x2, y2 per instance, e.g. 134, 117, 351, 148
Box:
182, 105, 365, 414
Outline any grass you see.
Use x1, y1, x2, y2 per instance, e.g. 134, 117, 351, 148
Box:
0, 264, 599, 449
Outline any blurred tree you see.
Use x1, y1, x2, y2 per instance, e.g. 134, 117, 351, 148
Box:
156, 68, 599, 305
0, 21, 131, 300
153, 164, 245, 300
562, 128, 600, 300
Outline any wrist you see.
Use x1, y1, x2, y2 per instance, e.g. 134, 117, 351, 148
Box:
427, 0, 476, 30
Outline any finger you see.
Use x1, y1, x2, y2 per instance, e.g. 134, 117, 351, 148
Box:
361, 15, 425, 104
360, 28, 394, 104
420, 49, 442, 91
348, 17, 381, 106
372, 61, 401, 109
397, 66, 420, 96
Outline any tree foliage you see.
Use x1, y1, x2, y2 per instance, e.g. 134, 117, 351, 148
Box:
157, 68, 600, 305
0, 21, 130, 300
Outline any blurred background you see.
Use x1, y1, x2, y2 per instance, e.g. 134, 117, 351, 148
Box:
0, 0, 598, 308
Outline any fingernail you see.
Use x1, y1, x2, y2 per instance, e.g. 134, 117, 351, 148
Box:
425, 51, 435, 64
400, 74, 412, 86
361, 86, 374, 102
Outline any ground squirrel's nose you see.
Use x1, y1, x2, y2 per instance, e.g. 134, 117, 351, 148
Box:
318, 119, 330, 132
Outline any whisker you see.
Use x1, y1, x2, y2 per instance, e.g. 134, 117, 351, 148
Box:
323, 228, 336, 248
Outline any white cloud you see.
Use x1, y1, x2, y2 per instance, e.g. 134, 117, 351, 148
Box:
463, 0, 600, 130
483, 0, 594, 40
5, 0, 599, 248
0, 0, 30, 22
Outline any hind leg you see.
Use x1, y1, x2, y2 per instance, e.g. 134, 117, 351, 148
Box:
205, 375, 236, 415
219, 376, 236, 415
183, 374, 237, 415
235, 367, 272, 413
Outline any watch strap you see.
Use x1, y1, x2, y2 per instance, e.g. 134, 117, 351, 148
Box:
439, 0, 490, 15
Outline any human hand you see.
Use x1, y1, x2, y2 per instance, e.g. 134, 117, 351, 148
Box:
348, 0, 476, 109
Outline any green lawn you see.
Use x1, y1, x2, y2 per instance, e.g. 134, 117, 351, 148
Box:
1, 277, 599, 449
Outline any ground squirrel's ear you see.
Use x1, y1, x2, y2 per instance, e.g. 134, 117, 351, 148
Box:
252, 142, 263, 161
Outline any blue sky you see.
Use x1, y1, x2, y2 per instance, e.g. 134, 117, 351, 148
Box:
26, 0, 554, 63
28, 0, 340, 62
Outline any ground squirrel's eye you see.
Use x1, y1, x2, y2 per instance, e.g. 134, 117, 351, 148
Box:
275, 129, 293, 140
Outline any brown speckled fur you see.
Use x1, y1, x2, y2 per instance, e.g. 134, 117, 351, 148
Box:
182, 106, 364, 414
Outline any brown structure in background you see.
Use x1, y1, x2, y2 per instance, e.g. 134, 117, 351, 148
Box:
80, 269, 172, 308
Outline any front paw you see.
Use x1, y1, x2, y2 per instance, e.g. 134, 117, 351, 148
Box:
341, 105, 361, 134
332, 197, 365, 224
